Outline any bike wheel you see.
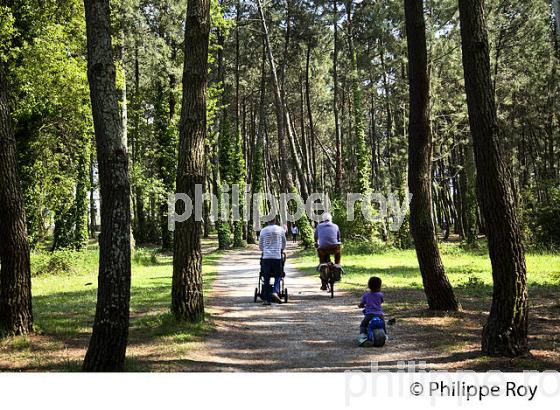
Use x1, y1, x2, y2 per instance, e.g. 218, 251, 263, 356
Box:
373, 328, 387, 347
330, 280, 334, 298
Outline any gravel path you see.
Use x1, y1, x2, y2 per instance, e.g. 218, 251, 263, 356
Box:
182, 242, 419, 372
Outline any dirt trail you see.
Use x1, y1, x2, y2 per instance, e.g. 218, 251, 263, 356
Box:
182, 242, 421, 372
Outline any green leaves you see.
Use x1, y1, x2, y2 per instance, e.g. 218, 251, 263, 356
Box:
0, 5, 16, 62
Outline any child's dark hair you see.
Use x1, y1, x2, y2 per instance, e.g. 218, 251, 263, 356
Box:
368, 276, 382, 292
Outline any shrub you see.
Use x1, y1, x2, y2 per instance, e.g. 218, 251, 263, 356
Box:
331, 199, 383, 244
527, 187, 560, 250
133, 249, 159, 266
33, 250, 77, 277
457, 275, 486, 289
343, 239, 391, 255
389, 213, 414, 249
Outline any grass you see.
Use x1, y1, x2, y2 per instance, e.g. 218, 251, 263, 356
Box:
0, 237, 221, 371
293, 241, 560, 370
293, 241, 560, 292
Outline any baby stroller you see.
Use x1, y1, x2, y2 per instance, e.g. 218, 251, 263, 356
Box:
253, 252, 288, 303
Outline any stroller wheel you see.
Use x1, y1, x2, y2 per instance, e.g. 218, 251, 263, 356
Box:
254, 287, 258, 303
284, 288, 288, 303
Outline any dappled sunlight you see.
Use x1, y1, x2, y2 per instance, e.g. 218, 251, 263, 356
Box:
0, 246, 221, 371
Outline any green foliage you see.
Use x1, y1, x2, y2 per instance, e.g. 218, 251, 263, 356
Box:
351, 76, 369, 195
342, 239, 391, 255
5, 0, 560, 253
293, 241, 560, 291
287, 186, 314, 248
5, 0, 93, 249
216, 219, 232, 249
457, 275, 486, 289
8, 244, 221, 370
331, 199, 381, 244
214, 177, 232, 250
247, 120, 265, 244
0, 5, 16, 62
389, 212, 414, 249
529, 188, 560, 250
74, 153, 90, 250
133, 249, 160, 266
32, 250, 85, 277
232, 127, 246, 247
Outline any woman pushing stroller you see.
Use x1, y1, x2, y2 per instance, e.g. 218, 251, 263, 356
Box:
258, 218, 286, 306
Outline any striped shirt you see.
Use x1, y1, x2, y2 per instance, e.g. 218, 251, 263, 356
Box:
259, 224, 286, 260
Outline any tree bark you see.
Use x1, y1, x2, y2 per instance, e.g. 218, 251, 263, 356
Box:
247, 42, 267, 244
131, 35, 146, 244
89, 150, 97, 238
235, 0, 241, 138
256, 0, 314, 248
405, 0, 459, 311
333, 0, 343, 195
82, 0, 132, 371
300, 74, 312, 192
256, 0, 296, 195
305, 43, 317, 192
458, 0, 529, 356
552, 0, 560, 56
0, 63, 33, 337
345, 0, 368, 194
171, 0, 210, 322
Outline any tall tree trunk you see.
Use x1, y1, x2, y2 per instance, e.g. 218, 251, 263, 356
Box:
214, 22, 232, 251
171, 0, 210, 322
131, 35, 145, 243
83, 0, 132, 371
256, 0, 314, 247
280, 0, 292, 103
345, 0, 368, 194
305, 43, 317, 192
248, 42, 267, 243
118, 27, 128, 148
257, 0, 292, 194
369, 87, 378, 189
89, 150, 97, 238
235, 0, 241, 138
300, 74, 312, 192
203, 170, 211, 239
256, 0, 294, 193
333, 0, 343, 195
553, 0, 560, 56
405, 0, 459, 311
74, 152, 89, 250
0, 63, 33, 337
458, 0, 529, 356
460, 142, 478, 243
380, 46, 393, 187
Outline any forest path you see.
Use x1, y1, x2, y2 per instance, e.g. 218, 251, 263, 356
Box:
182, 241, 417, 372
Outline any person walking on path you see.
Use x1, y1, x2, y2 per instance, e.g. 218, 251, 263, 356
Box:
291, 224, 299, 243
259, 218, 286, 305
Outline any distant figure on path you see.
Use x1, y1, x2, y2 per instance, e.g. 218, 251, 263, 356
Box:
259, 218, 286, 305
291, 224, 298, 243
